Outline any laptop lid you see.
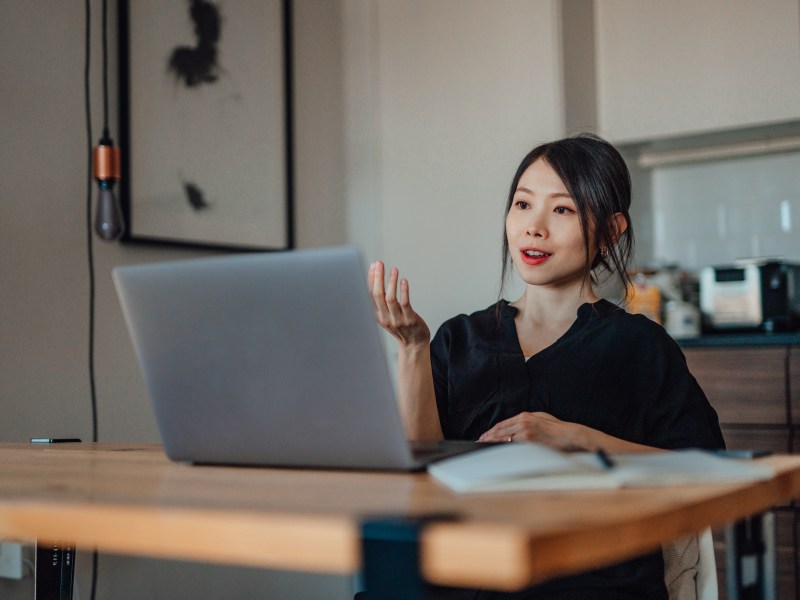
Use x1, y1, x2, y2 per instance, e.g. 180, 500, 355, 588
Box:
113, 246, 422, 470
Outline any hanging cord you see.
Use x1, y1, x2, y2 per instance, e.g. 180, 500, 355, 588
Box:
85, 0, 101, 598
101, 0, 110, 140
85, 0, 99, 449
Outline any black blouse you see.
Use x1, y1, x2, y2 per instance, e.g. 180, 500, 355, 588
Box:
431, 299, 723, 449
428, 299, 725, 600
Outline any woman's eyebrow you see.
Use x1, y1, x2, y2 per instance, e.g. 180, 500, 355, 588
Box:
515, 186, 573, 200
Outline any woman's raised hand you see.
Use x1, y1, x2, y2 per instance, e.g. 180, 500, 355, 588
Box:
368, 261, 430, 347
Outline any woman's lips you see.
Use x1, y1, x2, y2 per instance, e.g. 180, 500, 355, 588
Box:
520, 249, 552, 265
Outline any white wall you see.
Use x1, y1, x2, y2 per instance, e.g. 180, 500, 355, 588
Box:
0, 1, 566, 598
358, 0, 564, 334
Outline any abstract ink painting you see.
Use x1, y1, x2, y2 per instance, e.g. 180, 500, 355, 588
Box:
119, 0, 292, 249
168, 0, 222, 88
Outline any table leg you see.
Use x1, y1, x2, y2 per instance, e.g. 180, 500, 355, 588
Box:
725, 512, 776, 600
357, 515, 460, 600
34, 541, 75, 600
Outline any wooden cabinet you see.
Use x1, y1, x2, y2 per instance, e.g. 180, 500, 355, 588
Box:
719, 426, 791, 456
594, 0, 800, 142
685, 347, 788, 425
791, 348, 800, 431
684, 344, 799, 599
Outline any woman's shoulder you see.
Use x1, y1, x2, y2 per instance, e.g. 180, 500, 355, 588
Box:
440, 301, 507, 329
591, 299, 678, 350
444, 301, 502, 321
434, 301, 509, 345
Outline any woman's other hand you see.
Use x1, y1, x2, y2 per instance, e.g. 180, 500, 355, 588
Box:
478, 411, 659, 454
478, 412, 589, 451
368, 261, 430, 347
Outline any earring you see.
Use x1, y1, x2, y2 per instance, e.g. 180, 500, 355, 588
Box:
600, 247, 609, 258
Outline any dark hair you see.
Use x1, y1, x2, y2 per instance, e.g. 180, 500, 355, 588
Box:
500, 133, 634, 302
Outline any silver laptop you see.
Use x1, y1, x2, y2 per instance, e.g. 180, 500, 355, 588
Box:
113, 245, 484, 471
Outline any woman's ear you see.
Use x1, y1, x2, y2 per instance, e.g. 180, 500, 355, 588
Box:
610, 212, 628, 244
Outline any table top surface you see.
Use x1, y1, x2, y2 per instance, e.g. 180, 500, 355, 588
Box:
1, 442, 799, 590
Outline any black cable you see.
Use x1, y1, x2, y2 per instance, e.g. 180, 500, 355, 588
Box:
282, 0, 295, 248
85, 0, 101, 446
101, 0, 109, 138
85, 0, 101, 598
91, 549, 99, 600
84, 0, 98, 448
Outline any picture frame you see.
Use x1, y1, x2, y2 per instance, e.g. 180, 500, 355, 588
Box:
117, 0, 293, 251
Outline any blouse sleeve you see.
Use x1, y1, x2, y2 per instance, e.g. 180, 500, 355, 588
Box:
637, 324, 725, 451
429, 322, 454, 439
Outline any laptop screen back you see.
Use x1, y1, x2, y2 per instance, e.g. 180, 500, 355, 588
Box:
113, 246, 416, 470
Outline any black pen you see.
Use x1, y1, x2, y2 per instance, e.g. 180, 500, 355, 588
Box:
30, 438, 83, 444
596, 448, 615, 469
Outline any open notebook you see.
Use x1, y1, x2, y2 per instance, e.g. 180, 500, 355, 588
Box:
428, 443, 775, 493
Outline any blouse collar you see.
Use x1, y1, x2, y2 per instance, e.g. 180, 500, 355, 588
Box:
501, 297, 618, 321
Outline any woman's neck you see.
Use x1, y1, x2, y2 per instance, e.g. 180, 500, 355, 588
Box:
509, 282, 598, 358
510, 281, 598, 327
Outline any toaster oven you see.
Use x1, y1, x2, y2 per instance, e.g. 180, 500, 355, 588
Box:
699, 260, 800, 331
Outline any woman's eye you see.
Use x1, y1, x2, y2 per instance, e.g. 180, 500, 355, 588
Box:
554, 206, 575, 215
514, 200, 530, 209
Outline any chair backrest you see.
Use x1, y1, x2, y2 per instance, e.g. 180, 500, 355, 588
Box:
696, 528, 718, 600
663, 528, 718, 600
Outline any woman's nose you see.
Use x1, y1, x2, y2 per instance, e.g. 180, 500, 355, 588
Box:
526, 210, 547, 238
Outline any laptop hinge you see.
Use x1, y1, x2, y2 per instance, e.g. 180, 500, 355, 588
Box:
356, 514, 461, 600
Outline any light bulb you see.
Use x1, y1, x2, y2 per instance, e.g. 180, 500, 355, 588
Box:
95, 181, 124, 241
92, 140, 124, 241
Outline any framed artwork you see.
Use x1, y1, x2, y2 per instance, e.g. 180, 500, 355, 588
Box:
118, 0, 293, 250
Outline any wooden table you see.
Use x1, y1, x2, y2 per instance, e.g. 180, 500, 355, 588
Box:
1, 443, 800, 596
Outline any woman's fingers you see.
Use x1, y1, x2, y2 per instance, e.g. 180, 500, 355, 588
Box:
370, 262, 412, 319
384, 266, 400, 308
398, 277, 411, 310
478, 416, 513, 442
479, 413, 534, 442
369, 261, 405, 325
367, 261, 430, 345
386, 267, 406, 327
369, 262, 392, 325
367, 261, 376, 290
478, 412, 583, 451
479, 428, 510, 443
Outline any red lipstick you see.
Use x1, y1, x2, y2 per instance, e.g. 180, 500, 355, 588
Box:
520, 247, 552, 265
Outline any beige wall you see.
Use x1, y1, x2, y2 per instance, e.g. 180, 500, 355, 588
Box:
0, 1, 565, 598
357, 0, 564, 334
0, 0, 349, 445
0, 0, 351, 598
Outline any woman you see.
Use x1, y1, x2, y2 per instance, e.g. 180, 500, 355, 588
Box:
368, 134, 723, 599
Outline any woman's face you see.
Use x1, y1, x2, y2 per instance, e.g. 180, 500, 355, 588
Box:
505, 158, 595, 291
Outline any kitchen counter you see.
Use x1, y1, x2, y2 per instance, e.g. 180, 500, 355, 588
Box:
677, 330, 800, 348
